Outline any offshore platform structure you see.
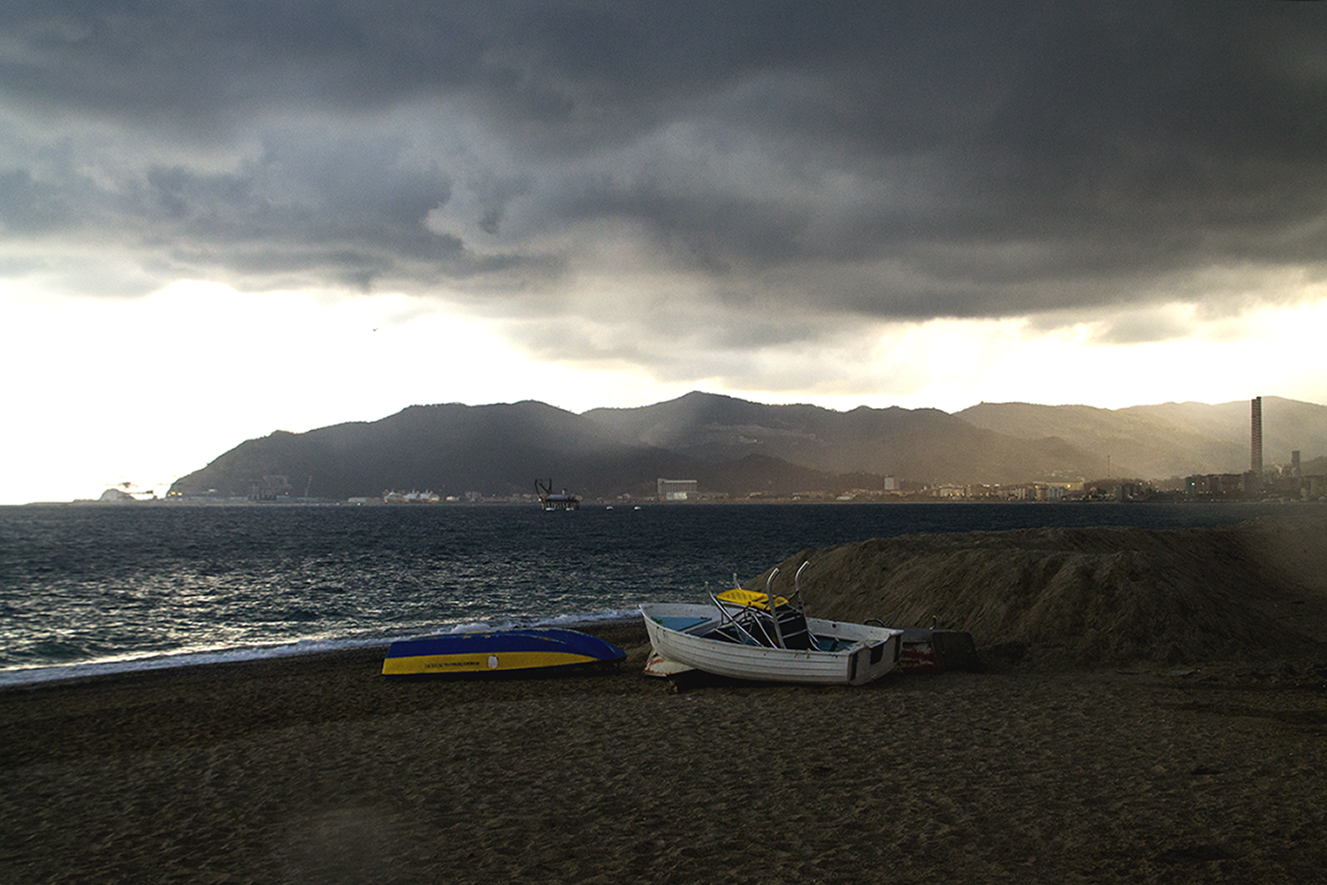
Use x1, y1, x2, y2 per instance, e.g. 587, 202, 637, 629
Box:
535, 479, 581, 511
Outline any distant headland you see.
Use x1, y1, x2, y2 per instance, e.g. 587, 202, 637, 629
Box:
86, 392, 1327, 506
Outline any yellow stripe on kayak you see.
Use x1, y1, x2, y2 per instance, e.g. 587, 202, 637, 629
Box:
382, 650, 600, 676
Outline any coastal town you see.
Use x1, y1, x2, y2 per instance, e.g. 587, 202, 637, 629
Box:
78, 397, 1326, 507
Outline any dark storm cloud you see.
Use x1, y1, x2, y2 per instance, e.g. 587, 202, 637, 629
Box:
2, 1, 1325, 327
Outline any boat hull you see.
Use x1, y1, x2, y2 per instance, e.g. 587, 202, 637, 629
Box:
383, 628, 625, 678
640, 602, 902, 686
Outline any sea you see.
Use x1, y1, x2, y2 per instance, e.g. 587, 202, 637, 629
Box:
0, 501, 1312, 686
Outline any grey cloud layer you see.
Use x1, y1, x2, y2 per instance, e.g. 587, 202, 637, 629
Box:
2, 1, 1325, 334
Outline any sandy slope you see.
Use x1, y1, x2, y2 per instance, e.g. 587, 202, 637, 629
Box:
771, 513, 1327, 668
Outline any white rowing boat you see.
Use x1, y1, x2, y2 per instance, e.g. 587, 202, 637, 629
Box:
640, 565, 903, 686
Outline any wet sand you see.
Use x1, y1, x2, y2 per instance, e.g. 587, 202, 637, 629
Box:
3, 620, 1326, 884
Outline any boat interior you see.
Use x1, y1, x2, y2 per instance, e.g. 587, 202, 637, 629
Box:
663, 564, 862, 653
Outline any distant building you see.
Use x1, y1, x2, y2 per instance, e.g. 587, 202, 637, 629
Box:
384, 489, 441, 503
1185, 473, 1249, 498
657, 478, 698, 501
249, 475, 292, 501
1029, 483, 1067, 502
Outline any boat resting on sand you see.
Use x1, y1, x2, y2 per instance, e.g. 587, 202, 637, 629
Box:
382, 627, 625, 678
640, 565, 904, 686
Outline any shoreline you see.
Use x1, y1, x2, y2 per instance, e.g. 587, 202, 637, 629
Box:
8, 509, 1326, 687
0, 614, 644, 689
16, 498, 1327, 508
3, 622, 1326, 883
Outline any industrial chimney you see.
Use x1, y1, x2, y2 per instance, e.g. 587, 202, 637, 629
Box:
1251, 396, 1263, 475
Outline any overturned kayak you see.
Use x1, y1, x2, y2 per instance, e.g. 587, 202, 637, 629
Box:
382, 627, 625, 678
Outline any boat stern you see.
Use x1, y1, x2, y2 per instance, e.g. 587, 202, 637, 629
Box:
847, 631, 902, 685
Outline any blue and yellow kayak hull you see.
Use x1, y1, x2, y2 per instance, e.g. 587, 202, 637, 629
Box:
383, 627, 625, 678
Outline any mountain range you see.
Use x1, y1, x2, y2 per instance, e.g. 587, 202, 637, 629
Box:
167, 392, 1327, 501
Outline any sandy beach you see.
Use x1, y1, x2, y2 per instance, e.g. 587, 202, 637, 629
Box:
5, 516, 1327, 883
2, 619, 1325, 884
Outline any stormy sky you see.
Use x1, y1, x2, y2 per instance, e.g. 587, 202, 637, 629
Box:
2, 1, 1325, 502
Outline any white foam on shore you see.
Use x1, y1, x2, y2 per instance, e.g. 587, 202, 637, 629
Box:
0, 608, 641, 687
0, 637, 391, 687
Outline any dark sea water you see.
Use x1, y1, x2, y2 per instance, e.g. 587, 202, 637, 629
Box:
0, 501, 1309, 684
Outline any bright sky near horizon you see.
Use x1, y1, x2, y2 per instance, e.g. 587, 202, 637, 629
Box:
3, 2, 1326, 505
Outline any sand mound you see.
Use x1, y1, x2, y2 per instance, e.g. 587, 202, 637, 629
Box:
752, 513, 1327, 668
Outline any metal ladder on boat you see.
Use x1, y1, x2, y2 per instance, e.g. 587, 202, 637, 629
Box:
710, 562, 817, 650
